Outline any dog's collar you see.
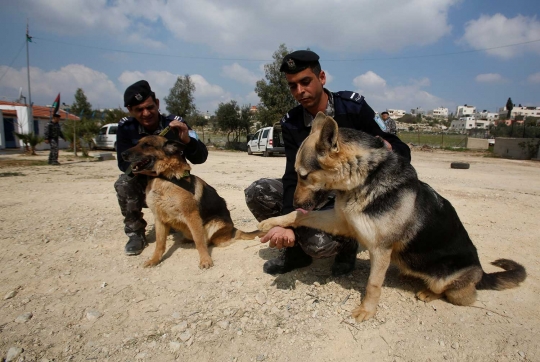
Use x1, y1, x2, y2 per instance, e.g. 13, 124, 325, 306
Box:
159, 171, 194, 194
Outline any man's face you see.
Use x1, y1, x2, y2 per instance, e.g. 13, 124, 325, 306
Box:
285, 68, 326, 111
381, 113, 389, 121
52, 117, 60, 123
128, 97, 160, 130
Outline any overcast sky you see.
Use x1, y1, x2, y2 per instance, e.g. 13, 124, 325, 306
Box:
0, 0, 539, 116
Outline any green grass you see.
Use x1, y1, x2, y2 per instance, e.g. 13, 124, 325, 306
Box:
398, 132, 468, 148
0, 171, 25, 177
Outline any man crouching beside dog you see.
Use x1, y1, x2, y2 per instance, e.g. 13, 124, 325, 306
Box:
114, 80, 208, 255
245, 50, 411, 276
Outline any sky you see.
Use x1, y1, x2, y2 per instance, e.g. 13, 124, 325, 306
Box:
0, 0, 539, 117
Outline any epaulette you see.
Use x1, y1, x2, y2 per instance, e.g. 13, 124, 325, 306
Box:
336, 91, 365, 104
118, 116, 133, 126
166, 114, 184, 122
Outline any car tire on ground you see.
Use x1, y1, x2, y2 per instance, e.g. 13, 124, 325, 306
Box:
247, 148, 252, 155
450, 162, 470, 169
114, 142, 117, 152
263, 150, 269, 157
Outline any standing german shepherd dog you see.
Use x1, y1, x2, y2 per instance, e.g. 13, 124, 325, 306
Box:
259, 113, 526, 322
123, 135, 265, 269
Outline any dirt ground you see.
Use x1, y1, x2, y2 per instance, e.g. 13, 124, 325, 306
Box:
0, 147, 539, 362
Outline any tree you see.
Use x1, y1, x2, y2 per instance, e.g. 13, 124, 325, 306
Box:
506, 97, 513, 119
102, 108, 129, 125
190, 112, 209, 142
14, 132, 43, 155
62, 118, 101, 157
255, 44, 297, 127
215, 100, 250, 142
164, 75, 196, 118
71, 88, 93, 118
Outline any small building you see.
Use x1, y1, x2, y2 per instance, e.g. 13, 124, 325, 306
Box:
386, 109, 406, 118
498, 104, 540, 120
430, 107, 449, 118
0, 101, 79, 150
456, 104, 476, 117
410, 107, 425, 116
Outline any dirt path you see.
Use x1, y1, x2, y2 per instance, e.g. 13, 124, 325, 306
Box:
0, 149, 539, 362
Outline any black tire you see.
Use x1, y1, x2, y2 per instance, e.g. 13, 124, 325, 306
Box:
451, 162, 470, 169
113, 142, 117, 152
247, 147, 253, 155
263, 150, 269, 157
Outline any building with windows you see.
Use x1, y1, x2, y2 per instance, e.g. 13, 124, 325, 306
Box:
456, 105, 476, 117
430, 107, 449, 118
410, 107, 425, 116
386, 109, 406, 118
498, 105, 540, 119
0, 100, 79, 150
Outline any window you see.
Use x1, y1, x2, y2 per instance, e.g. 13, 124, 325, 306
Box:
262, 129, 270, 138
99, 126, 107, 135
109, 126, 118, 135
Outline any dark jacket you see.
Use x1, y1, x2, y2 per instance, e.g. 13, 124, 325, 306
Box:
44, 121, 65, 141
280, 91, 411, 214
116, 114, 208, 173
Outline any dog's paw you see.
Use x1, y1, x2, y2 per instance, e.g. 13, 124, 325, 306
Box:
416, 289, 442, 303
351, 303, 376, 322
199, 257, 214, 269
143, 259, 160, 268
257, 220, 274, 232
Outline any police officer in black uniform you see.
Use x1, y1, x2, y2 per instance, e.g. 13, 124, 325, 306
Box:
245, 50, 411, 276
114, 80, 208, 255
44, 113, 65, 165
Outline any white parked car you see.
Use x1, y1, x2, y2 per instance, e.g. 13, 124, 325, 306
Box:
247, 123, 285, 157
92, 123, 118, 151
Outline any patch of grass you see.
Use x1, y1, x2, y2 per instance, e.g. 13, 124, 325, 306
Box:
0, 171, 25, 177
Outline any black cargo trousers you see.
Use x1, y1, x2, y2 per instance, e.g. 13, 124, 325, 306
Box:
114, 174, 148, 238
244, 178, 358, 260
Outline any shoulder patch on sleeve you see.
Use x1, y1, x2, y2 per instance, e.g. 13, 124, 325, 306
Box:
166, 114, 184, 122
373, 115, 387, 132
118, 117, 130, 126
336, 91, 364, 104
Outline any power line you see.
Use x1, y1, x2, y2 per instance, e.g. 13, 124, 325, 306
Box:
32, 36, 540, 62
0, 40, 26, 85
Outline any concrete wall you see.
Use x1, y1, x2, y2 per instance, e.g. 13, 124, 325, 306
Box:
493, 137, 540, 160
467, 138, 489, 150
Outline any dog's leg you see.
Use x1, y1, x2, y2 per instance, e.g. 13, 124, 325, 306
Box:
352, 247, 392, 322
416, 289, 443, 302
187, 219, 213, 269
259, 209, 349, 237
144, 219, 170, 267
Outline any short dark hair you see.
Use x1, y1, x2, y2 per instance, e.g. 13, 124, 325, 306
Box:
381, 111, 389, 115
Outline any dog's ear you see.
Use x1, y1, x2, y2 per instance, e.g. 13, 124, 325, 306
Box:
311, 112, 327, 134
163, 140, 186, 156
316, 116, 339, 154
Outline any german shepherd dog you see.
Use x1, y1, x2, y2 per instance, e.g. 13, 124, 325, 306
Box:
122, 135, 265, 269
259, 113, 526, 322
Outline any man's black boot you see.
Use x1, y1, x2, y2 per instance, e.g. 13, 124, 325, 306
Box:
331, 239, 359, 276
263, 245, 312, 275
124, 232, 148, 256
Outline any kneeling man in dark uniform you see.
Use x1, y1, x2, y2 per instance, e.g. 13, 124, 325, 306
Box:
245, 50, 411, 276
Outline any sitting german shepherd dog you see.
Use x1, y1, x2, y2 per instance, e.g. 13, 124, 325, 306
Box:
259, 113, 526, 322
123, 135, 264, 269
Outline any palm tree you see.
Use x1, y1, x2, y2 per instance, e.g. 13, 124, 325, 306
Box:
14, 132, 44, 155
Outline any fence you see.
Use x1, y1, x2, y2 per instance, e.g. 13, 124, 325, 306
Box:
398, 132, 468, 148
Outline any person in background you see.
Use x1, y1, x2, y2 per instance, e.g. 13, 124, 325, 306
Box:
381, 111, 397, 135
44, 113, 65, 165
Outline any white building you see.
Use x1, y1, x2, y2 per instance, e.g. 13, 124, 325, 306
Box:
476, 110, 499, 123
450, 116, 475, 132
456, 105, 476, 117
386, 109, 406, 118
498, 105, 540, 119
430, 107, 449, 118
410, 107, 425, 116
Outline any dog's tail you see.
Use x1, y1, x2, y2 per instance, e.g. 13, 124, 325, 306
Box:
476, 259, 526, 290
233, 228, 266, 241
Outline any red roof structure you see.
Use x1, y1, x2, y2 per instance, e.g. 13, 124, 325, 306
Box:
0, 100, 80, 121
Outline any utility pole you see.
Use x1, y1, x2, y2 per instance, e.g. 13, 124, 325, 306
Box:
26, 19, 33, 134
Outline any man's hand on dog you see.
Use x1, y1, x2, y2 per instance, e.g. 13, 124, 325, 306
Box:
169, 120, 191, 144
260, 226, 295, 249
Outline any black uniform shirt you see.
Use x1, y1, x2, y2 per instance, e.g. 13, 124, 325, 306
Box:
280, 90, 411, 214
116, 114, 208, 173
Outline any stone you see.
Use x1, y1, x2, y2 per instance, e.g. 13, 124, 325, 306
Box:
256, 293, 267, 305
15, 312, 33, 323
169, 341, 182, 352
5, 347, 24, 362
217, 320, 230, 330
4, 290, 17, 300
172, 321, 188, 333
86, 309, 103, 321
179, 330, 192, 342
